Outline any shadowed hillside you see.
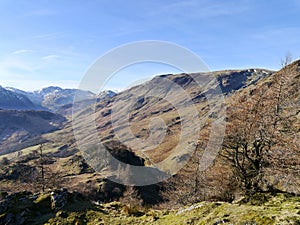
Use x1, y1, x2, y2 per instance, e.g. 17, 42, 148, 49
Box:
0, 110, 66, 155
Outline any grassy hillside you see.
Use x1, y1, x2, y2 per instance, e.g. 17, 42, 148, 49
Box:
0, 191, 299, 225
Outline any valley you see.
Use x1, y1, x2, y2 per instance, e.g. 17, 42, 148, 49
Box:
0, 61, 299, 224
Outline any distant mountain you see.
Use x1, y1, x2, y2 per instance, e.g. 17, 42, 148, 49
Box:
0, 86, 39, 110
56, 90, 117, 116
5, 86, 99, 112
37, 86, 95, 111
97, 90, 116, 100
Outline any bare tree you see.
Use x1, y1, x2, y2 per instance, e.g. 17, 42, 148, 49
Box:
221, 59, 298, 194
37, 144, 46, 192
222, 91, 272, 192
35, 144, 62, 192
161, 137, 237, 206
280, 51, 292, 68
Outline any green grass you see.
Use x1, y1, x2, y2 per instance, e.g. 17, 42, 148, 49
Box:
43, 193, 300, 225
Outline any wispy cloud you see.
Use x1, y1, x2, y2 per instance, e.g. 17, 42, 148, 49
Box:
0, 60, 34, 73
12, 49, 34, 55
0, 60, 34, 81
42, 55, 60, 61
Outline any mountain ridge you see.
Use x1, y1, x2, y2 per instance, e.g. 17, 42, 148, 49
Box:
5, 86, 95, 112
0, 86, 40, 110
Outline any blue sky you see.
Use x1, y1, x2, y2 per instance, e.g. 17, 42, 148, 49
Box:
1, 0, 300, 91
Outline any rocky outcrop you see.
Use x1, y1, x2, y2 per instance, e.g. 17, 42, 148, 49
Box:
51, 189, 68, 210
0, 189, 88, 225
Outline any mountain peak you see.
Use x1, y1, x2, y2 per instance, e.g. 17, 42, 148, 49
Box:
37, 86, 63, 95
0, 86, 37, 110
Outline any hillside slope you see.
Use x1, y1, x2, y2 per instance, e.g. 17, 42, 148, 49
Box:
0, 110, 66, 155
66, 63, 298, 197
71, 68, 273, 174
